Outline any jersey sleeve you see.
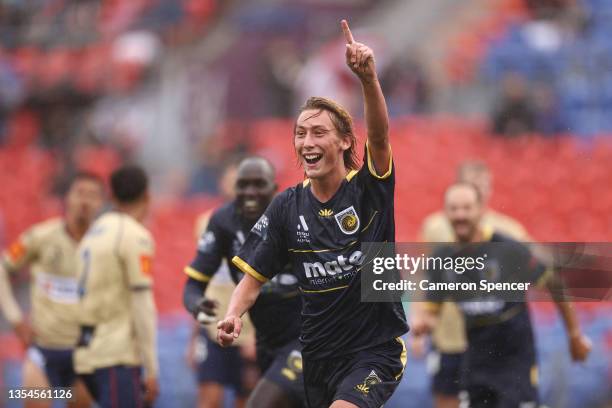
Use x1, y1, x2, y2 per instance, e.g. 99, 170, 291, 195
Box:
364, 141, 393, 179
185, 210, 227, 283
232, 193, 289, 283
512, 241, 549, 286
1, 226, 40, 273
355, 142, 394, 198
121, 227, 155, 289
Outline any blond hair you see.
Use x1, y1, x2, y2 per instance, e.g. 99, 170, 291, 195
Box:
296, 97, 359, 170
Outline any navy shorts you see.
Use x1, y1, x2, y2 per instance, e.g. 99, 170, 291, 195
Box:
463, 361, 539, 408
427, 350, 465, 396
303, 337, 407, 408
29, 346, 77, 388
194, 329, 246, 396
257, 339, 305, 404
80, 365, 143, 408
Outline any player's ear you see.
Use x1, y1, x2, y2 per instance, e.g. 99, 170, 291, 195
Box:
339, 133, 351, 151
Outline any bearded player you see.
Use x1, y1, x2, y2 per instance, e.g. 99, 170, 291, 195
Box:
217, 20, 408, 408
413, 182, 591, 407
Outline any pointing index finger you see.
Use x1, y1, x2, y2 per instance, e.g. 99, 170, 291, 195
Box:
341, 19, 354, 44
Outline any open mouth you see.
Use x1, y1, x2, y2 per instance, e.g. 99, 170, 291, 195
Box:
303, 153, 323, 165
244, 199, 258, 212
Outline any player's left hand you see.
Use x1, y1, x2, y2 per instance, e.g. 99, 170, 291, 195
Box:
12, 321, 34, 348
341, 19, 377, 83
194, 297, 218, 326
143, 376, 159, 405
569, 332, 592, 362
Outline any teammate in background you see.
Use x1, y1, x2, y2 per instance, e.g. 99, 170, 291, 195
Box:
416, 161, 530, 408
184, 157, 304, 408
186, 161, 260, 408
0, 172, 103, 408
74, 166, 158, 407
413, 183, 591, 407
217, 20, 408, 408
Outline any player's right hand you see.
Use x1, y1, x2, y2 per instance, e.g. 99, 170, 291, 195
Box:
12, 321, 33, 348
193, 297, 218, 325
216, 315, 242, 347
143, 376, 159, 405
569, 332, 592, 362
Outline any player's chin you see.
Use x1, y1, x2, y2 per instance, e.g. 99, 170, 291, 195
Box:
241, 208, 261, 221
304, 167, 323, 179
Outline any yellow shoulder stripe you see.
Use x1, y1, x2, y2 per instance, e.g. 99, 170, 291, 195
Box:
184, 266, 211, 283
366, 141, 393, 180
345, 169, 358, 181
232, 256, 268, 283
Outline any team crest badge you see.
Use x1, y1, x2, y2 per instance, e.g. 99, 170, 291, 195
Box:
334, 206, 360, 234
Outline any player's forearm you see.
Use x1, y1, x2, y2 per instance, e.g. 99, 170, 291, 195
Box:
547, 275, 581, 336
183, 277, 208, 316
131, 290, 159, 378
0, 264, 23, 325
554, 299, 582, 337
225, 274, 262, 319
361, 77, 389, 147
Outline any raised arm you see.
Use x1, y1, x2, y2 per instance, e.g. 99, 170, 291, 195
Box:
342, 19, 390, 175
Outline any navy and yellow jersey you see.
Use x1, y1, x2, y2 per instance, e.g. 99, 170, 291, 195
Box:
185, 201, 301, 349
426, 232, 548, 368
233, 144, 408, 360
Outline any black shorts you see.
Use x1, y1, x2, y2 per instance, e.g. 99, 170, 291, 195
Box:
463, 361, 539, 408
427, 350, 465, 396
194, 329, 247, 396
80, 365, 143, 408
303, 337, 407, 408
257, 339, 305, 404
29, 346, 77, 388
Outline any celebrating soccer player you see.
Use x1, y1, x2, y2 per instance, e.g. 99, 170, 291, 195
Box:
74, 166, 159, 407
217, 20, 408, 408
412, 182, 592, 407
183, 157, 305, 408
0, 172, 103, 408
417, 161, 531, 408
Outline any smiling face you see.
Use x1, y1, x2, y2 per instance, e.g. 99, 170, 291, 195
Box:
294, 109, 351, 180
444, 183, 483, 243
235, 158, 277, 222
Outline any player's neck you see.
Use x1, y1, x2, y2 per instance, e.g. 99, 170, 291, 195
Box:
65, 219, 88, 242
470, 227, 486, 243
116, 204, 146, 223
310, 168, 347, 203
